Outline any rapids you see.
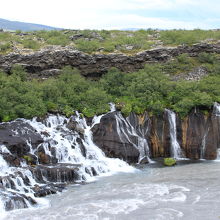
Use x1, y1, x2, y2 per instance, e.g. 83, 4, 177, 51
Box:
5, 161, 220, 220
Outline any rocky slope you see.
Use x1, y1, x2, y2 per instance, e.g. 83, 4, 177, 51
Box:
0, 42, 220, 78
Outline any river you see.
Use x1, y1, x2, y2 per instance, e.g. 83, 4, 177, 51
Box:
4, 160, 220, 220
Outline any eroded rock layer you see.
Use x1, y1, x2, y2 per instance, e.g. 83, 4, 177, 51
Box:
0, 43, 219, 78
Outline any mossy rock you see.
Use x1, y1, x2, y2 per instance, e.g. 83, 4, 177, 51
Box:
164, 158, 176, 166
23, 155, 33, 163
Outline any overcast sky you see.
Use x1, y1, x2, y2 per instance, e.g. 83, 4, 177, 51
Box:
1, 0, 220, 29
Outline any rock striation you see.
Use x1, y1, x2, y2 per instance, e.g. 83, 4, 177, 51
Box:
92, 106, 220, 162
0, 43, 220, 78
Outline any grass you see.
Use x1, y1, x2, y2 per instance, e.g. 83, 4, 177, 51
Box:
0, 29, 220, 55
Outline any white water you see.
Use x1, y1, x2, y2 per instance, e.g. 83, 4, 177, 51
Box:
114, 111, 152, 163
29, 113, 134, 178
166, 109, 183, 159
213, 102, 220, 116
0, 112, 135, 213
200, 128, 209, 159
6, 161, 220, 220
214, 102, 220, 160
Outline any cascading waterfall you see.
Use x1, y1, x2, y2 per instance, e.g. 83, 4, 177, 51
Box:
213, 102, 220, 116
200, 128, 209, 159
0, 111, 134, 213
166, 109, 183, 159
214, 102, 220, 160
114, 111, 152, 163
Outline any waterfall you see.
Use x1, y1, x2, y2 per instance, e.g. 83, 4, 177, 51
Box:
166, 109, 183, 159
214, 102, 220, 160
0, 112, 135, 213
109, 102, 116, 112
200, 128, 209, 159
114, 111, 152, 163
213, 102, 220, 116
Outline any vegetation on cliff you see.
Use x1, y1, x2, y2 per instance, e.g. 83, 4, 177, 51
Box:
1, 29, 220, 54
0, 52, 220, 122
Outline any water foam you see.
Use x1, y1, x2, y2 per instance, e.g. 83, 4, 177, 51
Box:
0, 111, 135, 213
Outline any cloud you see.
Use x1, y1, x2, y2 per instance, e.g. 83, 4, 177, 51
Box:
0, 0, 219, 29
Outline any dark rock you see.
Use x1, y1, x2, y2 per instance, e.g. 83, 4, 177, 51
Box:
0, 120, 43, 158
33, 183, 66, 197
4, 193, 37, 211
92, 112, 140, 163
69, 34, 84, 40
30, 164, 82, 183
0, 43, 219, 78
66, 117, 84, 134
139, 156, 150, 164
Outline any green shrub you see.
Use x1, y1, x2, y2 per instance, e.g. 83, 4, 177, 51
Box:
198, 52, 217, 64
75, 39, 99, 53
22, 39, 40, 50
0, 43, 11, 53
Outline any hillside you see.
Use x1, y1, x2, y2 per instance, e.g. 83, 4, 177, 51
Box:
0, 18, 61, 31
0, 29, 220, 121
0, 29, 220, 55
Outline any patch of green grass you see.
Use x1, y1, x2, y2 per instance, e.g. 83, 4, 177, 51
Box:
22, 39, 41, 50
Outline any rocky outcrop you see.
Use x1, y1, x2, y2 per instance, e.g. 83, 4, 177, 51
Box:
92, 107, 220, 162
173, 66, 209, 81
0, 43, 220, 78
0, 120, 43, 155
92, 112, 140, 163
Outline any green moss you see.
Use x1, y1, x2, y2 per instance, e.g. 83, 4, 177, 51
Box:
23, 155, 32, 163
164, 158, 176, 166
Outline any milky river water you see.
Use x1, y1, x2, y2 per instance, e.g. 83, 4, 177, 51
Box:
4, 161, 220, 220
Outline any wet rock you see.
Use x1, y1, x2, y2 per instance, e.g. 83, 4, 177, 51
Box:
0, 120, 43, 158
67, 117, 84, 134
0, 191, 37, 211
31, 164, 82, 183
33, 183, 65, 197
92, 112, 140, 163
139, 156, 150, 164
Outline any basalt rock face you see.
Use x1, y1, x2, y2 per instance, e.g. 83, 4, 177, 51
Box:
0, 120, 43, 167
92, 112, 140, 163
92, 108, 220, 162
0, 43, 220, 78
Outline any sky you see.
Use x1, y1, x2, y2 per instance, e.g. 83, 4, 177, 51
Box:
1, 0, 220, 29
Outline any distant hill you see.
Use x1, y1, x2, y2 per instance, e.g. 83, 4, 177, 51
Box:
0, 18, 61, 31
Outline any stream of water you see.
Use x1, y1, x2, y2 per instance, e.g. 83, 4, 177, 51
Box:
4, 161, 220, 220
